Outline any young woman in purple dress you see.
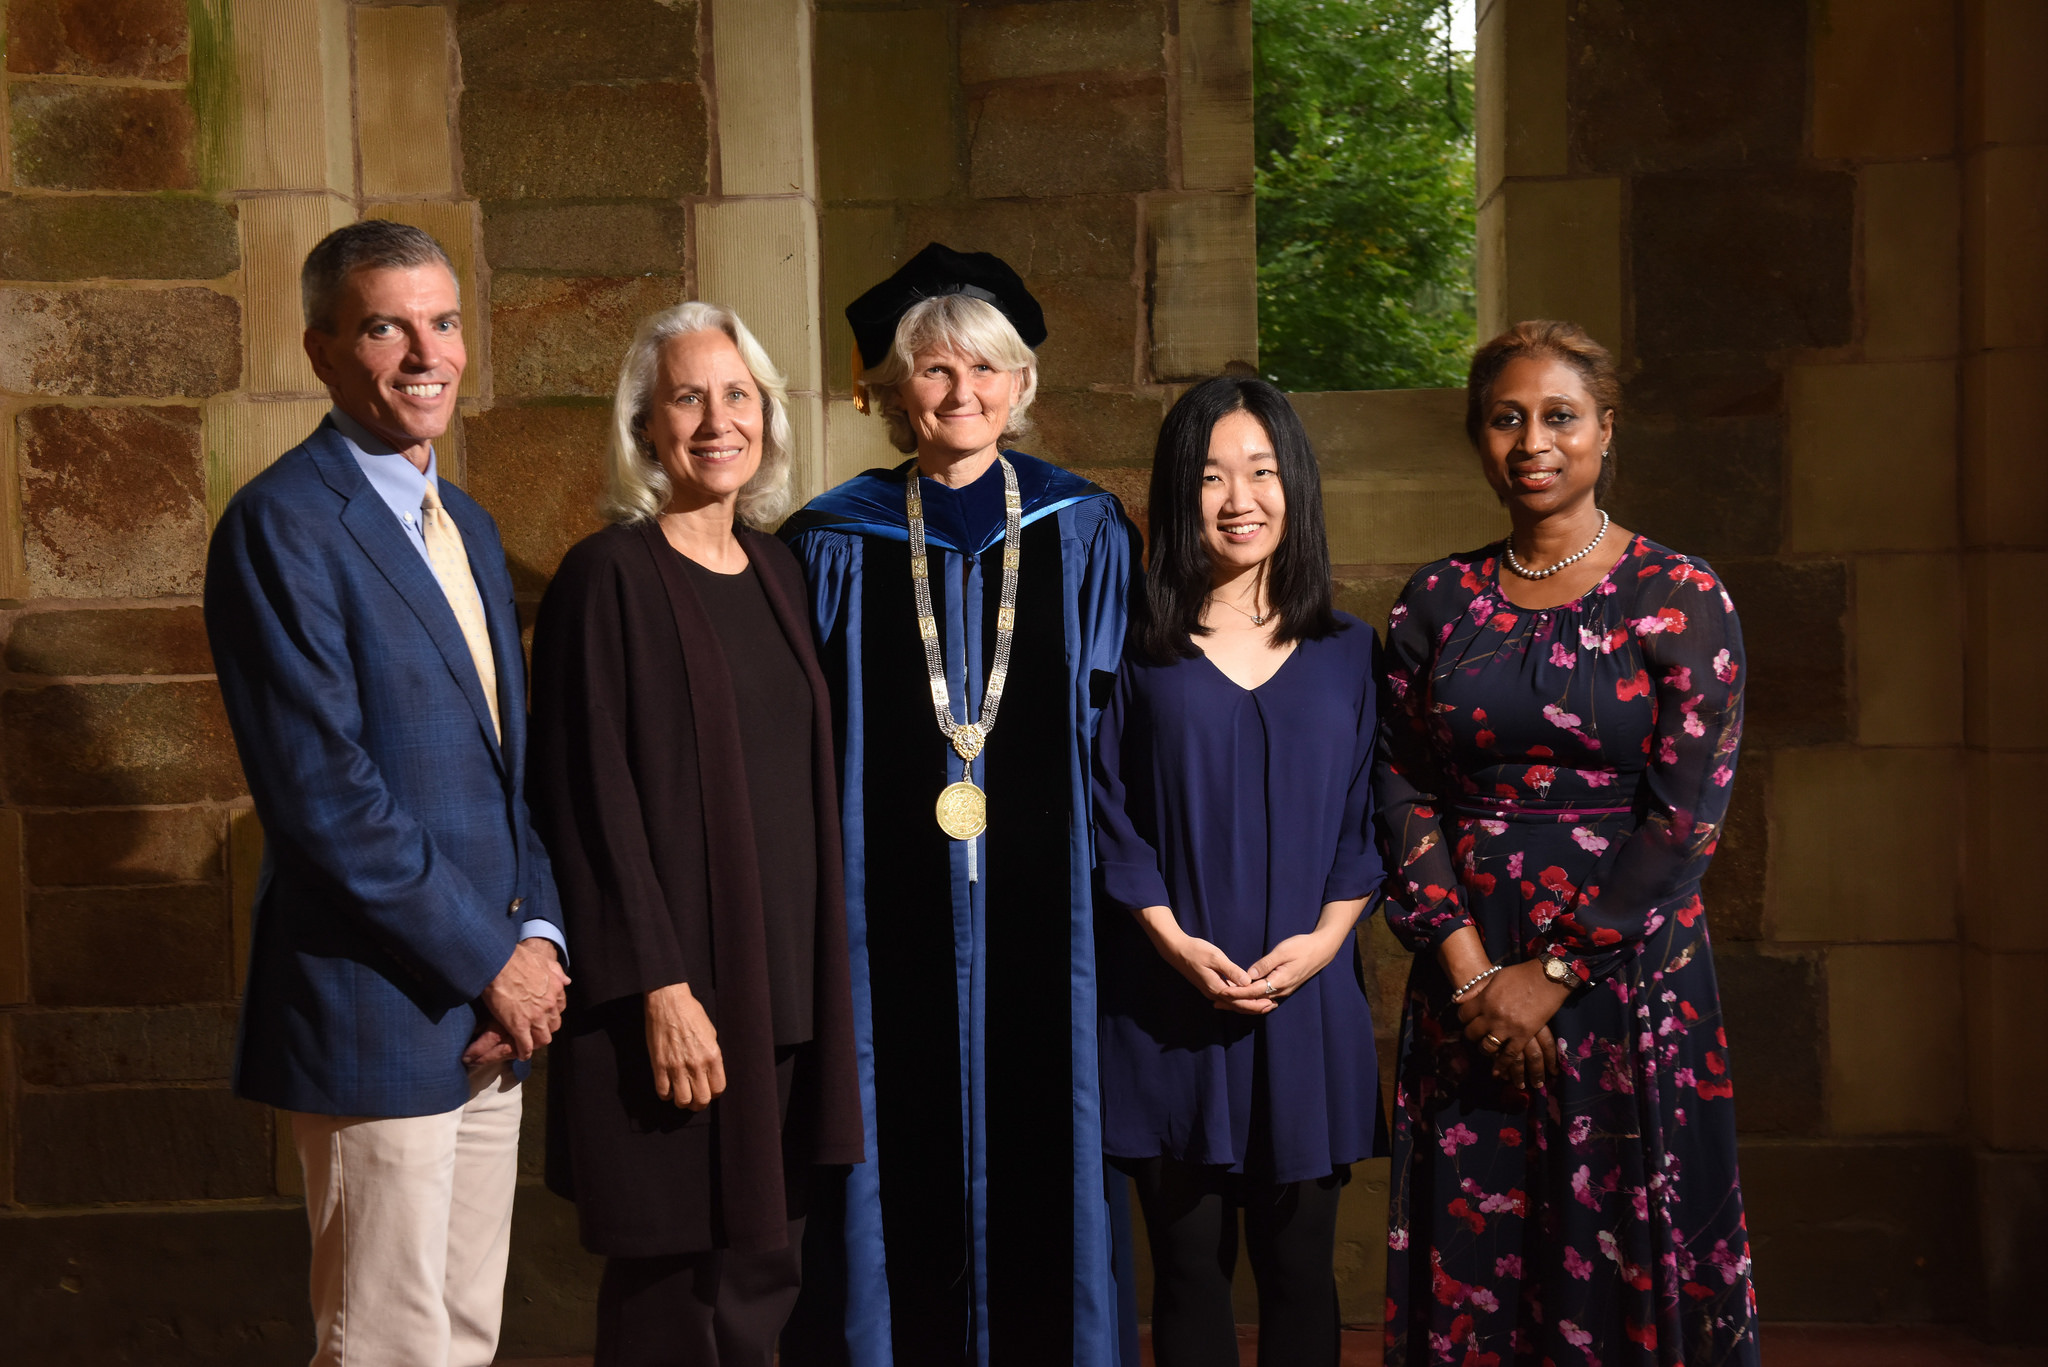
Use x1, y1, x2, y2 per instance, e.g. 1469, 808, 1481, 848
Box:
1375, 321, 1759, 1365
1094, 376, 1385, 1367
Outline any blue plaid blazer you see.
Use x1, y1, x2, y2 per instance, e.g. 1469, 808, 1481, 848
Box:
205, 420, 562, 1118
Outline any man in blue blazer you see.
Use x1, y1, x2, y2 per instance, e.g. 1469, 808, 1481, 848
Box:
205, 220, 567, 1367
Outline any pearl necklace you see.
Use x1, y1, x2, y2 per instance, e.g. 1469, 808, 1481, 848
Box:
1504, 510, 1610, 580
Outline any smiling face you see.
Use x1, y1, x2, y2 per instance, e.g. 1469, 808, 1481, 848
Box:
894, 344, 1024, 464
1477, 354, 1614, 516
1199, 408, 1288, 584
641, 328, 765, 512
303, 263, 465, 464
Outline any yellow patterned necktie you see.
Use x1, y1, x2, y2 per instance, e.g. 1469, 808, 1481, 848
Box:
420, 482, 502, 744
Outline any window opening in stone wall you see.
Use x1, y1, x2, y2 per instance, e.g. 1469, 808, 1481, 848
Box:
1253, 0, 1477, 390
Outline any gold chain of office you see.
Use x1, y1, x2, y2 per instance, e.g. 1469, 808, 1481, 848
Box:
905, 456, 1022, 840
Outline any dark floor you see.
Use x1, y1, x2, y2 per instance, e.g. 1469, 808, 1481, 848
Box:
501, 1321, 2043, 1366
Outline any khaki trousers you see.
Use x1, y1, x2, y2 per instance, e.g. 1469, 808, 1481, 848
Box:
291, 1063, 523, 1367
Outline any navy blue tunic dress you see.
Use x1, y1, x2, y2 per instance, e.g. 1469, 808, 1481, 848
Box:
1092, 616, 1386, 1184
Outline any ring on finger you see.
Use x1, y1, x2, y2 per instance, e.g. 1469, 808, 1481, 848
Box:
1482, 1033, 1504, 1054
1263, 977, 1279, 999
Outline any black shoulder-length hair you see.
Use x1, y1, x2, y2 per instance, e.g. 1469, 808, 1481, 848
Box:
1138, 375, 1342, 665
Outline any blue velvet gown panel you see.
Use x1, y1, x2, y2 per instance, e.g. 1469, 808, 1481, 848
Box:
1093, 616, 1386, 1186
781, 453, 1139, 1367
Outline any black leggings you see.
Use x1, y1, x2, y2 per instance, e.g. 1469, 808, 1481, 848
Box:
1124, 1157, 1346, 1367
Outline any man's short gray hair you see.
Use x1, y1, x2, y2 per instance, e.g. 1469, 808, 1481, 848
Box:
301, 220, 457, 333
604, 302, 795, 530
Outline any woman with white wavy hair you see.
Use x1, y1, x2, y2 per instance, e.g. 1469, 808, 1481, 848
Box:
528, 302, 863, 1366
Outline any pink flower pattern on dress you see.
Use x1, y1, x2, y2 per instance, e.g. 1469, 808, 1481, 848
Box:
1375, 537, 1757, 1366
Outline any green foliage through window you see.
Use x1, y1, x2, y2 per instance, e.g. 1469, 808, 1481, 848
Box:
1254, 0, 1476, 391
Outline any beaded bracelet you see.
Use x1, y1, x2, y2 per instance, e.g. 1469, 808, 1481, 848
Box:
1451, 964, 1502, 1002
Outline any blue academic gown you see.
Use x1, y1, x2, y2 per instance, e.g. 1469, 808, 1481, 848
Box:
780, 453, 1139, 1367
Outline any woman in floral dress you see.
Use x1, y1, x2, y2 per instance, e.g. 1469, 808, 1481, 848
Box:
1375, 321, 1759, 1366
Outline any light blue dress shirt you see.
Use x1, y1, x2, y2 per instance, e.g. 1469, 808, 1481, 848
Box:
327, 407, 567, 963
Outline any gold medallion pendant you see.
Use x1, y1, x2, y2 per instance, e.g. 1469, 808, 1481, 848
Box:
935, 780, 988, 840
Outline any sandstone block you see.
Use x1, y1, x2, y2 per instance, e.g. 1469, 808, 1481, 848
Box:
0, 808, 24, 1006
8, 82, 195, 191
1289, 388, 1470, 483
1964, 551, 2048, 750
17, 405, 208, 599
1962, 348, 2048, 547
1062, 463, 1150, 543
824, 207, 902, 394
1699, 745, 1766, 941
1330, 575, 1409, 634
457, 0, 699, 87
202, 397, 333, 520
695, 197, 824, 393
968, 78, 1169, 199
1567, 0, 1804, 173
25, 807, 225, 888
904, 195, 1138, 284
1770, 747, 1962, 943
1031, 274, 1137, 388
1479, 176, 1623, 356
1963, 751, 2048, 955
1739, 1139, 1975, 1321
5, 605, 212, 677
1965, 948, 2048, 1153
1966, 0, 2048, 145
1177, 0, 1253, 191
17, 1085, 268, 1203
1609, 415, 1782, 560
27, 883, 233, 1007
222, 0, 353, 194
1474, 0, 1566, 195
482, 201, 687, 277
961, 2, 1162, 84
1828, 942, 1966, 1136
1713, 559, 1848, 748
1854, 554, 1965, 747
462, 83, 707, 201
815, 8, 955, 203
489, 274, 676, 400
1, 1206, 312, 1364
1024, 388, 1164, 471
1964, 144, 2048, 352
1713, 944, 1823, 1136
1812, 0, 1958, 159
3, 681, 245, 807
0, 287, 240, 397
713, 0, 815, 198
1787, 361, 1958, 553
0, 195, 238, 282
825, 397, 908, 490
5, 0, 188, 79
460, 403, 611, 594
235, 194, 352, 395
1633, 170, 1854, 357
1863, 160, 1961, 361
1147, 193, 1256, 381
14, 1004, 238, 1086
357, 3, 456, 197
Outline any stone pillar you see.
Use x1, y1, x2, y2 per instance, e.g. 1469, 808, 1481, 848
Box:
1960, 0, 2048, 1340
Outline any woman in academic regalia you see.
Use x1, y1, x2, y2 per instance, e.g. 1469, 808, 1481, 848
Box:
777, 244, 1141, 1367
527, 302, 862, 1367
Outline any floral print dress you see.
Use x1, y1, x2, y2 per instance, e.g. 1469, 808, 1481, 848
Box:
1374, 536, 1759, 1367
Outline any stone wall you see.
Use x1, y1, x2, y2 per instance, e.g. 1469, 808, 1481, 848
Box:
1457, 0, 2045, 1338
2, 0, 2042, 1358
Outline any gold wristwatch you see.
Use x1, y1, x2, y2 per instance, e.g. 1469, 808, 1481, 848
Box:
1540, 953, 1576, 988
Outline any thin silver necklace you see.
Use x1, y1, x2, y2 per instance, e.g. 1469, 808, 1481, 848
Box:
1505, 510, 1610, 580
1211, 596, 1271, 626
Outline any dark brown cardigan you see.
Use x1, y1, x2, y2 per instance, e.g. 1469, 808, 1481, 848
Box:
529, 520, 861, 1257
